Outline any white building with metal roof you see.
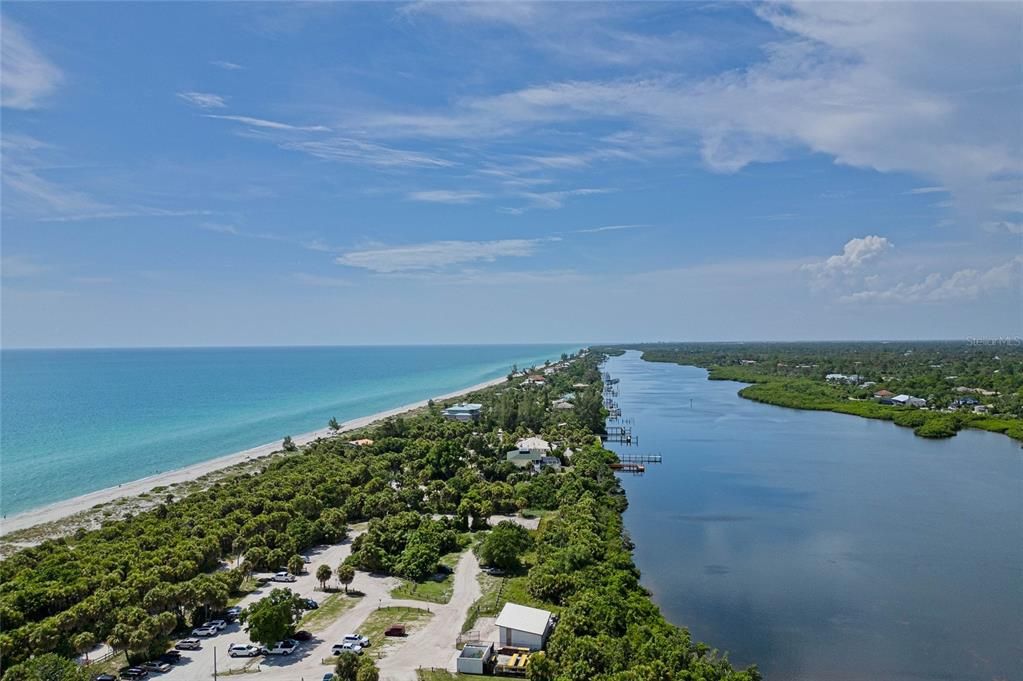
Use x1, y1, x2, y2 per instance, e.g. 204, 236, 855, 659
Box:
495, 602, 554, 650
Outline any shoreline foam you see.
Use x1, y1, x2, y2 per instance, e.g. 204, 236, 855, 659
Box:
1, 374, 508, 536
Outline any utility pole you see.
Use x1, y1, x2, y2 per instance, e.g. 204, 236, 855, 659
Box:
213, 646, 217, 681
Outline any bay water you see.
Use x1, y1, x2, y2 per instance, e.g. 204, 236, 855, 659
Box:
605, 351, 1022, 680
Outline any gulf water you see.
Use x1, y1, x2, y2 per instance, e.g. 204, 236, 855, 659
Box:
0, 344, 577, 515
606, 351, 1022, 680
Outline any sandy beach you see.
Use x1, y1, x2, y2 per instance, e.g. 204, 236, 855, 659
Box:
0, 374, 508, 537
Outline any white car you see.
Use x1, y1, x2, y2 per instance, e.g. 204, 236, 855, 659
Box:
263, 640, 298, 655
228, 643, 261, 658
331, 641, 362, 655
271, 571, 297, 583
192, 625, 217, 637
342, 633, 370, 647
204, 620, 228, 631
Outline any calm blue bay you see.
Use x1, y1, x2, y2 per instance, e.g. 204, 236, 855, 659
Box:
605, 351, 1022, 681
0, 344, 577, 515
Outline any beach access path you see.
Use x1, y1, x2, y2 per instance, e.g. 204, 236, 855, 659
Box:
1, 375, 508, 537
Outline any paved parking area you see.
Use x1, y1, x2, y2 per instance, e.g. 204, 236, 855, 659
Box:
152, 539, 482, 681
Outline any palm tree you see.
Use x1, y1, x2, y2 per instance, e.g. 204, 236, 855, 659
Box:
337, 564, 355, 594
316, 564, 332, 590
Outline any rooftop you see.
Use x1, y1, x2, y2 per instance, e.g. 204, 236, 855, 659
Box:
495, 602, 553, 636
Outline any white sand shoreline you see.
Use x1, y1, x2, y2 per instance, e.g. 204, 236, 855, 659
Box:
1, 374, 509, 537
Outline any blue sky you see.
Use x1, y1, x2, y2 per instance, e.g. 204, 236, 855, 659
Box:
2, 2, 1020, 347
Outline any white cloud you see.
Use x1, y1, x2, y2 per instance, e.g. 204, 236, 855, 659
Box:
406, 190, 487, 204
842, 256, 1022, 304
356, 3, 1021, 228
204, 114, 330, 132
336, 238, 550, 273
906, 186, 947, 195
280, 137, 453, 168
576, 224, 645, 234
803, 235, 893, 281
177, 91, 228, 109
210, 60, 243, 71
1, 17, 62, 109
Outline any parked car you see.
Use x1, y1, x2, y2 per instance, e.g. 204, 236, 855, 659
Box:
139, 662, 170, 674
94, 674, 116, 681
175, 638, 202, 650
322, 675, 334, 681
342, 633, 370, 647
262, 640, 298, 655
224, 606, 242, 621
293, 630, 313, 641
205, 619, 228, 631
331, 642, 362, 655
301, 598, 318, 610
384, 624, 406, 637
228, 643, 261, 658
271, 571, 296, 583
482, 566, 506, 576
118, 668, 148, 680
157, 652, 181, 665
192, 625, 218, 637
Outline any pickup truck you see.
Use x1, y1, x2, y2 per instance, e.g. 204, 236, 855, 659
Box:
262, 640, 298, 656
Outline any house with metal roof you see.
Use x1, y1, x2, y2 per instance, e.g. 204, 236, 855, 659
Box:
442, 402, 483, 422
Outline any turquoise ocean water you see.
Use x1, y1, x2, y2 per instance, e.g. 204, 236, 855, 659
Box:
0, 344, 577, 515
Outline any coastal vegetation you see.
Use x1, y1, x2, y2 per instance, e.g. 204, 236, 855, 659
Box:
0, 351, 759, 680
603, 342, 1023, 441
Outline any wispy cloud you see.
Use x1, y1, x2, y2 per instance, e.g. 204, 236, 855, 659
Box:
204, 114, 330, 132
1, 16, 62, 109
177, 91, 228, 109
906, 186, 947, 195
576, 224, 645, 234
406, 190, 486, 204
280, 137, 452, 168
336, 238, 553, 273
500, 188, 612, 214
210, 60, 243, 71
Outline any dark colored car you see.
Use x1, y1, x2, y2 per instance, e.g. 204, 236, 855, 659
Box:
293, 630, 313, 641
94, 675, 116, 681
301, 598, 318, 610
119, 668, 148, 680
158, 652, 181, 664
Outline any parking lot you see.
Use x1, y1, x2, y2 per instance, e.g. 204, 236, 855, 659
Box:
144, 537, 482, 681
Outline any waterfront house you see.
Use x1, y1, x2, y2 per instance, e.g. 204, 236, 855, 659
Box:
524, 375, 546, 387
952, 397, 980, 408
441, 402, 483, 422
495, 602, 555, 650
892, 394, 927, 407
874, 389, 895, 399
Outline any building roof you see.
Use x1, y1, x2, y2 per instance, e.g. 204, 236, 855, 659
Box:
443, 403, 483, 413
516, 436, 551, 451
495, 602, 553, 636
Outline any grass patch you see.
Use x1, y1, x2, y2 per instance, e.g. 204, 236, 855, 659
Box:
417, 671, 479, 681
299, 592, 359, 632
358, 606, 433, 645
390, 550, 462, 604
390, 576, 453, 604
